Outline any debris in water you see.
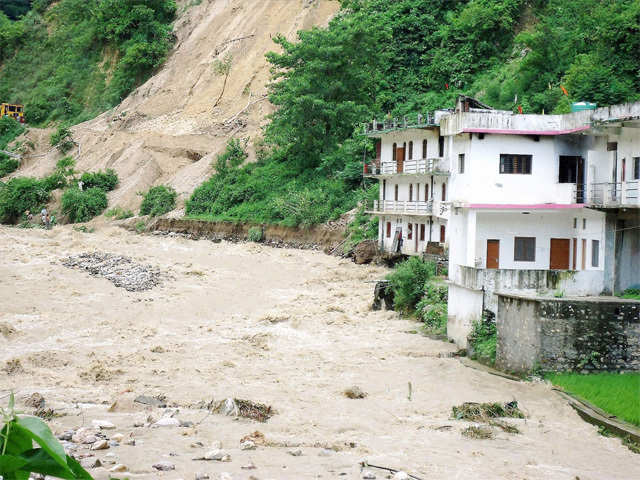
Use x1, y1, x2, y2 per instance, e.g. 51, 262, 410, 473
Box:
215, 398, 274, 422
452, 401, 524, 421
4, 358, 24, 375
344, 386, 367, 399
134, 394, 167, 408
461, 425, 494, 439
240, 431, 266, 445
62, 252, 164, 292
24, 392, 45, 409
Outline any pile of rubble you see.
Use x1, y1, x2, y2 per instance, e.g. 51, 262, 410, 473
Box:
62, 252, 164, 292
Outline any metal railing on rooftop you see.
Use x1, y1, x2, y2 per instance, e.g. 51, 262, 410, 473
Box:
588, 181, 639, 206
363, 113, 436, 135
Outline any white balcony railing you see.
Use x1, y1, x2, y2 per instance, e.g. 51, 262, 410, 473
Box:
588, 181, 640, 207
375, 158, 448, 175
368, 200, 451, 218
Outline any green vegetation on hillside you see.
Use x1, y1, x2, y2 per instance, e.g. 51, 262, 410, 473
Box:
0, 0, 31, 20
0, 0, 176, 126
140, 185, 176, 217
186, 0, 640, 228
546, 372, 640, 427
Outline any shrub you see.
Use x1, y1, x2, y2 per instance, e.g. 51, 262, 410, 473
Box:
139, 185, 176, 217
0, 115, 24, 150
40, 171, 67, 191
80, 169, 118, 191
619, 287, 640, 300
469, 317, 497, 366
248, 226, 263, 242
50, 125, 75, 153
105, 206, 133, 220
0, 177, 50, 223
416, 283, 449, 334
0, 154, 19, 177
61, 187, 108, 223
386, 257, 436, 312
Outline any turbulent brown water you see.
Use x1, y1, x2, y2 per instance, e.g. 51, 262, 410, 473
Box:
1, 225, 638, 479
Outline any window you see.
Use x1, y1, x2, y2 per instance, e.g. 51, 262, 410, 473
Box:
514, 237, 536, 262
408, 223, 413, 240
382, 180, 386, 200
438, 136, 444, 157
424, 184, 429, 201
408, 141, 413, 160
375, 140, 381, 160
422, 140, 428, 159
409, 184, 413, 201
440, 225, 446, 243
392, 143, 397, 162
394, 184, 398, 201
500, 154, 532, 174
441, 183, 446, 201
634, 157, 640, 180
592, 240, 600, 267
583, 218, 586, 230
559, 156, 579, 183
573, 218, 577, 229
420, 224, 425, 241
459, 154, 465, 174
386, 222, 391, 238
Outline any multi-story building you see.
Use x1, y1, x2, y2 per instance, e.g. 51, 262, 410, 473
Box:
365, 97, 640, 347
363, 112, 450, 255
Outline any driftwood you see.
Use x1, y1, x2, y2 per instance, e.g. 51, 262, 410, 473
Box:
360, 461, 425, 480
215, 34, 255, 50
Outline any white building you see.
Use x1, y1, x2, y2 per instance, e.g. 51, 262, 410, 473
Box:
365, 97, 640, 347
364, 113, 450, 255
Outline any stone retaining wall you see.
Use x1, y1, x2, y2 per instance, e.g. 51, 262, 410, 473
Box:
496, 293, 640, 373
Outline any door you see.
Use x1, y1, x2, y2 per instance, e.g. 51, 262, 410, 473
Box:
441, 183, 446, 201
572, 238, 577, 269
486, 240, 500, 269
581, 238, 587, 270
550, 238, 570, 270
439, 225, 446, 243
396, 147, 405, 173
414, 223, 418, 252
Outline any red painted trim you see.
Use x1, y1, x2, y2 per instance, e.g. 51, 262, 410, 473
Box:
464, 126, 590, 136
467, 203, 585, 210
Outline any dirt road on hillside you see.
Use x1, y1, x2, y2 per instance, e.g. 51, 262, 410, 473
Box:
0, 226, 638, 479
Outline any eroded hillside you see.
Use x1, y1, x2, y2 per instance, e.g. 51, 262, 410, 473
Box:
14, 0, 339, 212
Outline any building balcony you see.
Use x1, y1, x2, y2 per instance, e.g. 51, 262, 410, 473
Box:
366, 199, 450, 218
587, 181, 639, 208
363, 158, 449, 177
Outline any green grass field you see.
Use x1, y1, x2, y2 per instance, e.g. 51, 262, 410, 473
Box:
546, 372, 640, 427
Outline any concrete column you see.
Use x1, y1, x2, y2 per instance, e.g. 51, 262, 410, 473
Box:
467, 210, 477, 267
602, 212, 616, 295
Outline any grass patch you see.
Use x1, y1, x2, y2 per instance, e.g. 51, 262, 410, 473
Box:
0, 154, 19, 177
452, 401, 524, 422
105, 206, 133, 220
461, 425, 493, 439
546, 372, 640, 427
468, 317, 497, 366
617, 287, 640, 300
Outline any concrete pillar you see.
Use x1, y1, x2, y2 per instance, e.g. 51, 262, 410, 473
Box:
602, 212, 617, 295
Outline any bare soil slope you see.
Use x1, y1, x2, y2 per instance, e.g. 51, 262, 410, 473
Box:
13, 0, 339, 212
1, 225, 638, 479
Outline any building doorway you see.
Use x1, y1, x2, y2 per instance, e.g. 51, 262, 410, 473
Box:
396, 146, 405, 173
486, 239, 500, 269
550, 238, 570, 269
559, 156, 585, 203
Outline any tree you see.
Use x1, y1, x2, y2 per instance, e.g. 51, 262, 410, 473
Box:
212, 53, 233, 108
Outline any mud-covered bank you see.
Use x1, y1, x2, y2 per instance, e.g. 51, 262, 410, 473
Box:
144, 217, 348, 252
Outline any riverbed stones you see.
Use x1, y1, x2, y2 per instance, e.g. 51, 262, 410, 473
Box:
393, 472, 409, 480
92, 420, 116, 430
111, 433, 124, 442
110, 464, 128, 472
91, 439, 109, 450
240, 440, 256, 450
195, 474, 210, 480
287, 449, 302, 456
72, 428, 98, 444
362, 471, 376, 479
62, 252, 164, 292
80, 458, 102, 469
153, 461, 176, 471
154, 417, 181, 427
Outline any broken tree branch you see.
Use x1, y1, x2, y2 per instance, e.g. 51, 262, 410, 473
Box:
215, 34, 255, 51
360, 462, 425, 480
222, 94, 268, 125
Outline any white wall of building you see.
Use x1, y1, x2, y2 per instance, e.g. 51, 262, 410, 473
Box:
379, 215, 446, 254
447, 284, 484, 348
448, 134, 585, 205
379, 129, 442, 163
472, 210, 605, 271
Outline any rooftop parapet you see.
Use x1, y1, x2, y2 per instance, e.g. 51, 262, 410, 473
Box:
363, 111, 446, 136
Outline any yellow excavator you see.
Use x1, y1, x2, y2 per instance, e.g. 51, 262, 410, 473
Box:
0, 103, 24, 123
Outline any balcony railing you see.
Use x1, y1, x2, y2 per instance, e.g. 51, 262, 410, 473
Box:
363, 113, 436, 135
363, 158, 448, 176
367, 200, 451, 218
588, 181, 640, 207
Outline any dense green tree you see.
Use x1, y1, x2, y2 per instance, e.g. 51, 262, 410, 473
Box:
0, 0, 31, 20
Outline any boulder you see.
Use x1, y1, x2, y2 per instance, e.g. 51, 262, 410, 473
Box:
354, 240, 378, 264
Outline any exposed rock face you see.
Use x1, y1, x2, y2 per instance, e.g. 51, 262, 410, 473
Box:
354, 240, 378, 264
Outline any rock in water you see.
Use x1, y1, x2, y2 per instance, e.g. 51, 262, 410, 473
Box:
91, 439, 109, 450
92, 420, 116, 430
153, 461, 176, 471
154, 417, 180, 427
393, 472, 410, 480
354, 240, 378, 264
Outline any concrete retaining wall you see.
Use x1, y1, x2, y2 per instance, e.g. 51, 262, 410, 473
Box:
496, 293, 640, 373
